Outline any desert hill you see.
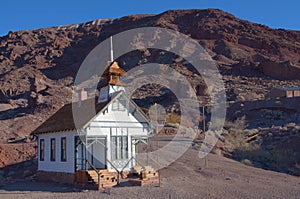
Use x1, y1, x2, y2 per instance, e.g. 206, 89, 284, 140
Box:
0, 9, 299, 176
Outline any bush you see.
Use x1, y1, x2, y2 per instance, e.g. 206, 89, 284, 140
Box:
165, 113, 180, 125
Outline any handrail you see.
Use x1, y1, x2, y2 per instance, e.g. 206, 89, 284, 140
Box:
120, 156, 146, 178
106, 159, 120, 185
85, 159, 100, 174
85, 159, 101, 185
131, 156, 145, 168
106, 159, 120, 173
121, 156, 133, 172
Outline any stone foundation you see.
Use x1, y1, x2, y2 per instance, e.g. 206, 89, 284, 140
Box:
36, 171, 75, 184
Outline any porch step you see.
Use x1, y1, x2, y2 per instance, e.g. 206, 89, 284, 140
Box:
86, 170, 118, 188
141, 170, 159, 179
128, 178, 160, 186
87, 169, 110, 174
129, 168, 160, 187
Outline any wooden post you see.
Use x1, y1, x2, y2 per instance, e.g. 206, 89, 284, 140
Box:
98, 173, 100, 185
106, 158, 120, 185
146, 137, 149, 166
158, 170, 161, 187
203, 106, 205, 132
155, 103, 159, 165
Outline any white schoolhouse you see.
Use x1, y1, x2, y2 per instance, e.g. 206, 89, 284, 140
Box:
32, 61, 154, 186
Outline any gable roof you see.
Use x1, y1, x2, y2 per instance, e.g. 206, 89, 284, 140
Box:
31, 91, 152, 135
32, 91, 120, 135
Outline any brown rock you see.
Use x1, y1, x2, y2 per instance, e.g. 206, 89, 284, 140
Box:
259, 60, 300, 80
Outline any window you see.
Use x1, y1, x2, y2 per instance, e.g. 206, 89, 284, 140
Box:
61, 137, 67, 162
111, 136, 128, 160
112, 97, 126, 111
50, 138, 55, 161
119, 98, 126, 111
39, 139, 44, 161
112, 100, 119, 111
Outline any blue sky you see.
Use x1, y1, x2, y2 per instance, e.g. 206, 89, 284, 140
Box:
1, 0, 299, 36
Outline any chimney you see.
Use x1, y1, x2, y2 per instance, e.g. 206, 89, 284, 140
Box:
78, 88, 88, 107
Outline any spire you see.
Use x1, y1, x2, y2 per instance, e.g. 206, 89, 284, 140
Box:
97, 36, 126, 103
110, 36, 114, 63
98, 36, 126, 89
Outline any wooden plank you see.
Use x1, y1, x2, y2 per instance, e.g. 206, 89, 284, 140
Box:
141, 171, 159, 179
128, 177, 159, 186
75, 170, 88, 183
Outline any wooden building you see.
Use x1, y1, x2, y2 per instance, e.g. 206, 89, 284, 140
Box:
32, 61, 154, 188
266, 87, 300, 99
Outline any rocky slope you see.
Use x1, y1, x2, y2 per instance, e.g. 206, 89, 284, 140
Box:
0, 9, 300, 171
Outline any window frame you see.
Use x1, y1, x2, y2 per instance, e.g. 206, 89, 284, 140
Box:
111, 136, 128, 160
118, 98, 126, 111
112, 97, 126, 111
61, 137, 67, 162
39, 139, 45, 161
50, 138, 56, 161
112, 100, 119, 111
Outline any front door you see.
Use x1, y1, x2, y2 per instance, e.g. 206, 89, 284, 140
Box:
86, 137, 106, 169
111, 135, 129, 169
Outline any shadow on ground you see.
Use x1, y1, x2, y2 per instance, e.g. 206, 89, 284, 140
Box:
0, 180, 77, 193
0, 158, 78, 193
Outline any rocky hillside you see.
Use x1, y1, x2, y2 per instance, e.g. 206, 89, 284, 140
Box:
0, 9, 300, 169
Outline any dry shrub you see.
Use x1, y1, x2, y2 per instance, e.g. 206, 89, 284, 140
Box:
165, 113, 180, 125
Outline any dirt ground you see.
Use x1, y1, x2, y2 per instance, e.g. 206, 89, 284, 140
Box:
0, 143, 299, 199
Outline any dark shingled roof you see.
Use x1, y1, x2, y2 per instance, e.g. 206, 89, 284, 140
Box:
32, 91, 121, 135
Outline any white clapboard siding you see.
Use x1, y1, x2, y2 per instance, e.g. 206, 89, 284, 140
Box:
37, 91, 151, 173
85, 95, 149, 171
38, 131, 76, 173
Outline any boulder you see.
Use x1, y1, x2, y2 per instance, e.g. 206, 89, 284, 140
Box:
259, 60, 300, 80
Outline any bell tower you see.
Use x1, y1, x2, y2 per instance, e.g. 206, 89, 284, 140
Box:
97, 37, 126, 103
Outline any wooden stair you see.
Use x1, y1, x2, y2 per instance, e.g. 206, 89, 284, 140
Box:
86, 170, 118, 188
75, 166, 160, 189
129, 166, 160, 187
